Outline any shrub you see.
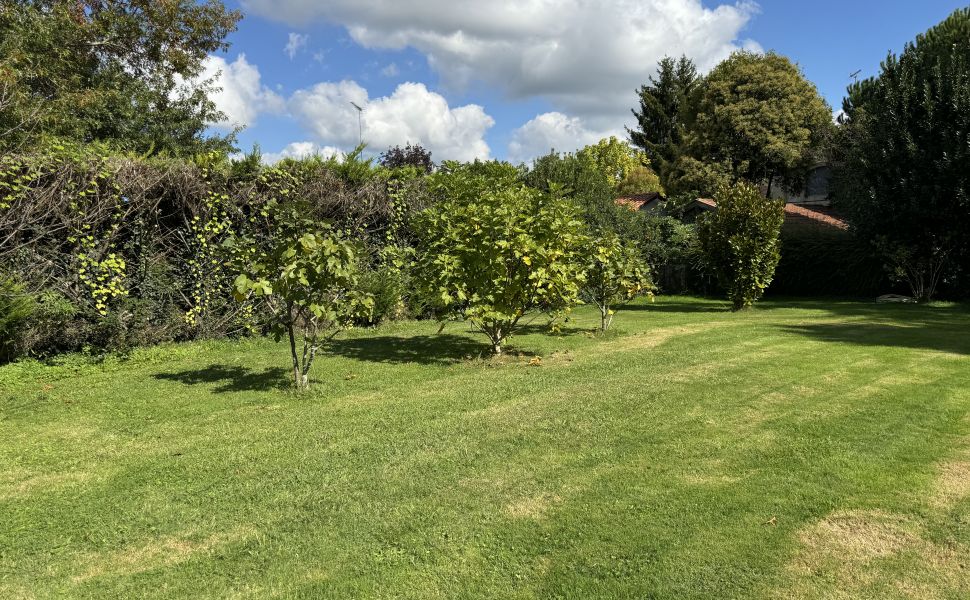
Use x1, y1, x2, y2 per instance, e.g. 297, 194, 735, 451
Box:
18, 292, 83, 358
0, 144, 410, 359
581, 234, 653, 331
769, 230, 889, 297
416, 165, 586, 354
697, 182, 785, 310
233, 203, 373, 390
640, 215, 710, 295
358, 267, 410, 326
0, 278, 35, 363
523, 151, 626, 235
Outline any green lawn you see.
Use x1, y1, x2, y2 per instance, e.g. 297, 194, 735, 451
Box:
2, 297, 969, 598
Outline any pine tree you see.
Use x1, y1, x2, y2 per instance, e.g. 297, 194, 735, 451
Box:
628, 56, 699, 179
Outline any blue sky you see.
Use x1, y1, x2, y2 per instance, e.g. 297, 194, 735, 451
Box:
203, 1, 968, 163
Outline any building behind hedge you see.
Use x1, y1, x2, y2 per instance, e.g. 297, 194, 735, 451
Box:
617, 164, 891, 298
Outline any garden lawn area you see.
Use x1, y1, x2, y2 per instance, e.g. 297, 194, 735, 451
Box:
2, 296, 970, 599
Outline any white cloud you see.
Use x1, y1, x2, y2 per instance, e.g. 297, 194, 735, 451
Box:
284, 33, 310, 59
288, 81, 494, 161
187, 54, 284, 130
507, 112, 621, 164
242, 0, 761, 123
262, 141, 344, 164
381, 63, 399, 77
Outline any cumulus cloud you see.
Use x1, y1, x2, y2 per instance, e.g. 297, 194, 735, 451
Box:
187, 54, 284, 130
261, 141, 344, 164
507, 112, 621, 164
284, 33, 309, 59
242, 0, 761, 122
288, 81, 494, 161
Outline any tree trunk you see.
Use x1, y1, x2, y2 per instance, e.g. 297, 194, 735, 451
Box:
286, 304, 303, 390
492, 325, 503, 355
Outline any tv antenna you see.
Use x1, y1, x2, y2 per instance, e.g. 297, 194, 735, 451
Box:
349, 101, 364, 145
850, 70, 862, 84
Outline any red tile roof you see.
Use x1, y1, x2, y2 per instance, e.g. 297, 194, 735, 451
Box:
617, 195, 850, 231
693, 198, 848, 230
783, 203, 849, 230
616, 192, 664, 211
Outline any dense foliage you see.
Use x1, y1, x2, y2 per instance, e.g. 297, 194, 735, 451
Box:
833, 7, 970, 301
379, 143, 434, 173
580, 234, 653, 331
0, 145, 406, 362
576, 137, 651, 189
769, 229, 889, 298
615, 166, 664, 196
416, 163, 586, 354
629, 56, 700, 184
697, 182, 785, 310
0, 0, 240, 155
233, 205, 373, 390
523, 150, 623, 234
692, 52, 833, 197
630, 52, 832, 198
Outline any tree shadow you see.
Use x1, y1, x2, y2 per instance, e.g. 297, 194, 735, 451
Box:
326, 333, 489, 365
779, 320, 970, 355
621, 300, 732, 313
512, 322, 590, 336
153, 365, 290, 393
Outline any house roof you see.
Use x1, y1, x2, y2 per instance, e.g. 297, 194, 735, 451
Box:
783, 204, 849, 230
616, 192, 664, 211
614, 195, 850, 231
685, 198, 848, 230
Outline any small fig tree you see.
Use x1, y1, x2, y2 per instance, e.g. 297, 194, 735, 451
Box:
233, 206, 373, 390
581, 234, 653, 331
416, 165, 585, 354
697, 182, 785, 310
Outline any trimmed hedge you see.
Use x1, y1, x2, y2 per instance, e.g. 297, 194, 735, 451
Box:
768, 226, 891, 298
0, 146, 424, 361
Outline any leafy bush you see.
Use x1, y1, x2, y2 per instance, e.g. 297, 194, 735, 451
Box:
581, 235, 653, 331
523, 150, 633, 235
769, 230, 889, 297
233, 203, 373, 390
639, 215, 710, 295
416, 164, 586, 354
0, 144, 411, 360
697, 182, 785, 310
0, 278, 35, 362
616, 166, 664, 196
16, 292, 82, 359
358, 267, 410, 326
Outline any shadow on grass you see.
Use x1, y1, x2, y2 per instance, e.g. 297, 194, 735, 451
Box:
153, 365, 290, 392
326, 333, 488, 365
780, 320, 970, 355
621, 300, 732, 313
512, 322, 591, 336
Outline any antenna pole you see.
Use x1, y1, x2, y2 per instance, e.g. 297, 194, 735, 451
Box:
350, 101, 364, 146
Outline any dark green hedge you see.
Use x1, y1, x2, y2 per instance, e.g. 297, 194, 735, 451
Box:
768, 226, 891, 298
0, 147, 422, 362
